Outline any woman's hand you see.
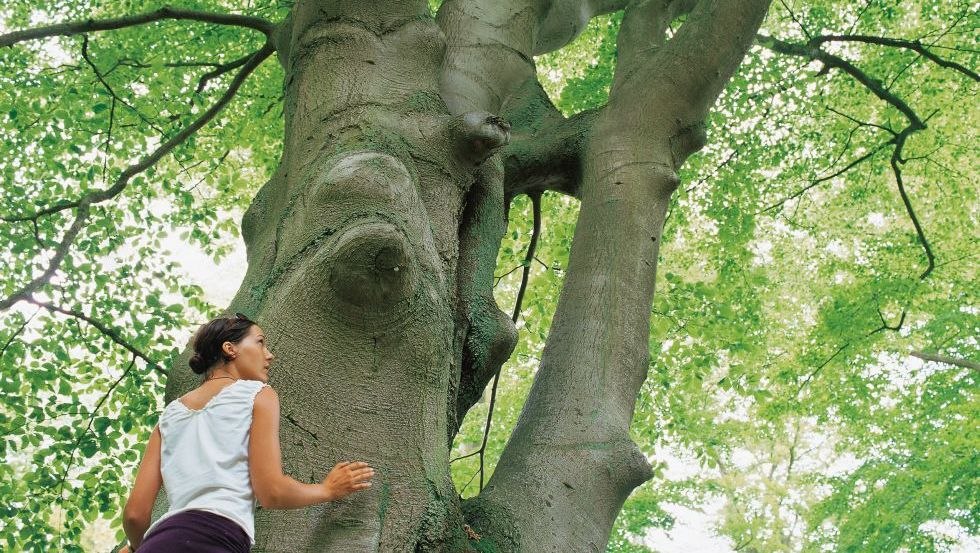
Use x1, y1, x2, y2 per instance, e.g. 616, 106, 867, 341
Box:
116, 544, 133, 553
321, 461, 375, 501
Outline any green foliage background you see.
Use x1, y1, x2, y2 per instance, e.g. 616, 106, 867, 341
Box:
1, 1, 976, 551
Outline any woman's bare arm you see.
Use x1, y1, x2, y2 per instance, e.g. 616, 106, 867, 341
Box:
122, 425, 163, 549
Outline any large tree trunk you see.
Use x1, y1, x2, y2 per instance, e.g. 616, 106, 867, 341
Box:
154, 0, 771, 550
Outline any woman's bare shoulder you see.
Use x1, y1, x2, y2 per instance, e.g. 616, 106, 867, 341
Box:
253, 385, 279, 409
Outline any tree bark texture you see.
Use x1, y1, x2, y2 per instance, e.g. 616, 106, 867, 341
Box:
153, 0, 772, 550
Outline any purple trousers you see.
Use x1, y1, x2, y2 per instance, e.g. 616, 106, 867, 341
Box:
138, 509, 251, 552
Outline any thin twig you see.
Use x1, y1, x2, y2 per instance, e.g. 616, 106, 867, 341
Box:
460, 192, 543, 494
758, 33, 941, 278
796, 343, 849, 397
757, 34, 925, 128
26, 299, 166, 376
101, 97, 116, 185
54, 355, 138, 506
759, 141, 892, 214
81, 34, 167, 137
824, 106, 895, 135
778, 0, 811, 40
511, 192, 542, 323
0, 202, 92, 311
0, 307, 42, 359
3, 41, 273, 223
195, 51, 254, 93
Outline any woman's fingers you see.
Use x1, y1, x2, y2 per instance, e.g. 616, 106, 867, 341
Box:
330, 460, 375, 493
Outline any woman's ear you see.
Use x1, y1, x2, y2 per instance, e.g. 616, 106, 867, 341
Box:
221, 341, 237, 358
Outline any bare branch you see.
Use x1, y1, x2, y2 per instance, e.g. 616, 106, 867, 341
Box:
890, 129, 936, 279
757, 34, 925, 128
0, 6, 276, 48
910, 351, 979, 372
810, 34, 979, 81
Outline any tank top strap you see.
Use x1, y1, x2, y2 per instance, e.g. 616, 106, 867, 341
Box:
161, 379, 269, 420
211, 379, 269, 408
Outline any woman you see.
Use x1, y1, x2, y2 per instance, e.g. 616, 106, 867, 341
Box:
119, 312, 374, 552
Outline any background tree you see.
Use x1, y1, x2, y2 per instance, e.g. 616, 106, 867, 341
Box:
1, 0, 976, 551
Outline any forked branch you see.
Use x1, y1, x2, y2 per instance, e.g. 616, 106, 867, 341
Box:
0, 43, 274, 312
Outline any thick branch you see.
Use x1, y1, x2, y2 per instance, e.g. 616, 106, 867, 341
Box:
910, 351, 980, 372
450, 160, 519, 442
436, 0, 627, 114
499, 78, 598, 200
612, 0, 770, 136
0, 6, 276, 47
534, 0, 630, 54
469, 2, 773, 549
453, 192, 542, 494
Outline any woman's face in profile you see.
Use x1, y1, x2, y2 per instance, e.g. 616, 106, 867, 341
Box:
230, 324, 275, 383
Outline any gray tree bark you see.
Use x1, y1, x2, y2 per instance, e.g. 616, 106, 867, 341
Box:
154, 0, 772, 550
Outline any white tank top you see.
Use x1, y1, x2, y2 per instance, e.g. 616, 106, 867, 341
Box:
143, 379, 269, 545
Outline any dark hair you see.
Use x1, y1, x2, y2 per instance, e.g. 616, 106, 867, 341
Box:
188, 312, 256, 374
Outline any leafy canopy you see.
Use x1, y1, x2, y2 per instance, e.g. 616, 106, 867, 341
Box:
1, 0, 976, 551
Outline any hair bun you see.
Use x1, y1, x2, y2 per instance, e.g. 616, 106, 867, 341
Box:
188, 353, 208, 374
188, 314, 255, 376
